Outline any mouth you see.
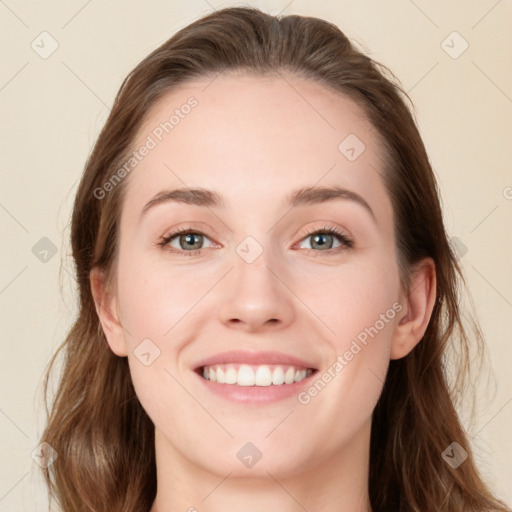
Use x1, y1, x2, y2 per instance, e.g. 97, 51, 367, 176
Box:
195, 363, 317, 387
191, 350, 319, 403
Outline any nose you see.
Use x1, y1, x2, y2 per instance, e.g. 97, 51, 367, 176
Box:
217, 252, 296, 333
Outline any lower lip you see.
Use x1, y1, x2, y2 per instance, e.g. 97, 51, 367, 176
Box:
193, 369, 318, 404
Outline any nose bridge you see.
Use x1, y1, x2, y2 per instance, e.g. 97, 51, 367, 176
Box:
232, 232, 281, 296
216, 232, 295, 330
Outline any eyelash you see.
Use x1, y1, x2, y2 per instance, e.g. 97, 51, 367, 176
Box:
156, 224, 354, 257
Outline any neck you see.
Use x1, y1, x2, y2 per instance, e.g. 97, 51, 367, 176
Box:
149, 418, 373, 512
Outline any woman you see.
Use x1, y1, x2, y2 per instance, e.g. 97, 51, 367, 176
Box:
39, 6, 510, 512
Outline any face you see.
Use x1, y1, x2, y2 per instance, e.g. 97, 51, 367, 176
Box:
102, 72, 406, 480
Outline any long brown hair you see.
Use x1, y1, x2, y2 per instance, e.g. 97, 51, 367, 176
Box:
39, 6, 510, 511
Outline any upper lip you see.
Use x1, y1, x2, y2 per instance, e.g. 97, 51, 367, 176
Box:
194, 350, 318, 370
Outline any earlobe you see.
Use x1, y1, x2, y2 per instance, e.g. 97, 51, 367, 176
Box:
89, 267, 128, 357
390, 258, 437, 360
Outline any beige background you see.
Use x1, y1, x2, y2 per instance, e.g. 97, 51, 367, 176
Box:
0, 0, 511, 509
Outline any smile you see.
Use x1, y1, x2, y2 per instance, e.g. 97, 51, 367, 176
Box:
200, 364, 314, 386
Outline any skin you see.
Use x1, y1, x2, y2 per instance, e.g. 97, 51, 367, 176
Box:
91, 72, 436, 512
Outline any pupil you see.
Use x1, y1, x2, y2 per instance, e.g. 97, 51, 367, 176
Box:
183, 234, 201, 249
313, 234, 332, 249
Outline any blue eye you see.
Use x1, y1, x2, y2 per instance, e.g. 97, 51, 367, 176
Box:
158, 228, 213, 256
298, 226, 353, 252
157, 225, 353, 256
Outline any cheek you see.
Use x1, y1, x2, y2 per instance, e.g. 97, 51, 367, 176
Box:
299, 255, 401, 346
295, 261, 400, 436
115, 257, 203, 431
115, 254, 211, 343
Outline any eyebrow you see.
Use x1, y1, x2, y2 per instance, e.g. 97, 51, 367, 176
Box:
140, 185, 376, 222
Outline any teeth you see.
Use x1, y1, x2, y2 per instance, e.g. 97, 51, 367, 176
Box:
225, 366, 237, 384
238, 365, 254, 386
285, 366, 295, 384
294, 369, 307, 382
255, 365, 272, 386
272, 366, 285, 385
201, 364, 313, 386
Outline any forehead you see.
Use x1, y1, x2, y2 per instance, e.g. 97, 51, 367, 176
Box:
122, 72, 390, 222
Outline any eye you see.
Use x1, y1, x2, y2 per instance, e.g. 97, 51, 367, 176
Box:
157, 227, 215, 256
296, 225, 353, 253
157, 224, 353, 257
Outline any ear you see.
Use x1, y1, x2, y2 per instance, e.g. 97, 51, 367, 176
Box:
89, 266, 128, 357
391, 257, 437, 360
